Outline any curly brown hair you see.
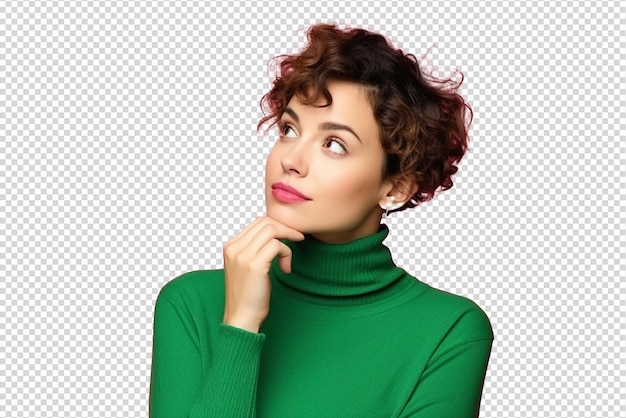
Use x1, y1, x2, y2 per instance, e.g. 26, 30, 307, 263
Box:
258, 24, 472, 211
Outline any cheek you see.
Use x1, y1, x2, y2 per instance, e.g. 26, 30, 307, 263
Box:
318, 164, 382, 203
265, 146, 281, 178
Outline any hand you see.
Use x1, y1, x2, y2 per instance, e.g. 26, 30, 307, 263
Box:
222, 217, 304, 333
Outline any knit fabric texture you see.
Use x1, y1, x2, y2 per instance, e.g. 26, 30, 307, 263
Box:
150, 225, 493, 417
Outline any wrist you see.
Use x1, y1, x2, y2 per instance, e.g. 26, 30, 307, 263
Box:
223, 313, 262, 334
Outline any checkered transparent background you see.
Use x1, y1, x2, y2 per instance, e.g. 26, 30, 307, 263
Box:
2, 1, 624, 416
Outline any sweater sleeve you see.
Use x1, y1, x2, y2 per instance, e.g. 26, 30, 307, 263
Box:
401, 306, 493, 418
149, 290, 265, 418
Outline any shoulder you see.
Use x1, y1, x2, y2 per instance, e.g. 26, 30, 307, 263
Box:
152, 270, 226, 352
156, 269, 225, 309
426, 285, 494, 346
405, 279, 493, 343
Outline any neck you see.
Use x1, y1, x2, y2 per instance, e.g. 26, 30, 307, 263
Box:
270, 224, 410, 305
307, 213, 385, 244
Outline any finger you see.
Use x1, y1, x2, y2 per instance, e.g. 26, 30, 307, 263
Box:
277, 251, 293, 274
224, 217, 271, 258
227, 216, 266, 246
254, 217, 304, 242
264, 215, 307, 241
241, 222, 304, 259
229, 217, 304, 253
255, 239, 293, 274
230, 216, 303, 247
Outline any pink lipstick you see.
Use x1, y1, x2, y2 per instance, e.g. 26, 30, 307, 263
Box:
271, 182, 312, 203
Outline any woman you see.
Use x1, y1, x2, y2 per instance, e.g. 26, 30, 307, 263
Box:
150, 24, 493, 417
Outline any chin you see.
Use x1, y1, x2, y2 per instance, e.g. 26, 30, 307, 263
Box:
265, 205, 306, 232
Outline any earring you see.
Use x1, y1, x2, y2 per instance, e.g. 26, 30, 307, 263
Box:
379, 196, 398, 220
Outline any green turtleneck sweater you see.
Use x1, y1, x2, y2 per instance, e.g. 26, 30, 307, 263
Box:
150, 225, 493, 417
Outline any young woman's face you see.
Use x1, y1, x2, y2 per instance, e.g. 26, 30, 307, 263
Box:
264, 80, 394, 243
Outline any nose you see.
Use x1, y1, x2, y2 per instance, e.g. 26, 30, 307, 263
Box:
280, 141, 309, 177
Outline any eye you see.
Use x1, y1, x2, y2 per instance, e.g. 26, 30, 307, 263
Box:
278, 121, 297, 138
324, 137, 347, 155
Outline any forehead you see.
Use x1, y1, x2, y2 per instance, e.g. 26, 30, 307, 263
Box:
289, 80, 372, 109
286, 81, 379, 136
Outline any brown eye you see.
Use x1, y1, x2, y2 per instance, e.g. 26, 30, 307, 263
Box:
324, 138, 347, 155
278, 121, 297, 138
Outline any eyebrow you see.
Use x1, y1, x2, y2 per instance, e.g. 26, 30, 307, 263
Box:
282, 107, 362, 143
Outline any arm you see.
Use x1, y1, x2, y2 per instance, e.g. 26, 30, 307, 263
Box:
150, 217, 303, 417
149, 292, 265, 418
401, 308, 493, 418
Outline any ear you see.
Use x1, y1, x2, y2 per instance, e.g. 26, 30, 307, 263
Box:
378, 176, 418, 209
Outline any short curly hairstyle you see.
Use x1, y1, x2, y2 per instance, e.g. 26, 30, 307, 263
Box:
258, 24, 472, 211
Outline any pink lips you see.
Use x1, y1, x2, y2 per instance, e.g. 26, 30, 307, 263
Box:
271, 182, 312, 203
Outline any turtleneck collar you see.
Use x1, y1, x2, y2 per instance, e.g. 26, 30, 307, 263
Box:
270, 224, 410, 305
